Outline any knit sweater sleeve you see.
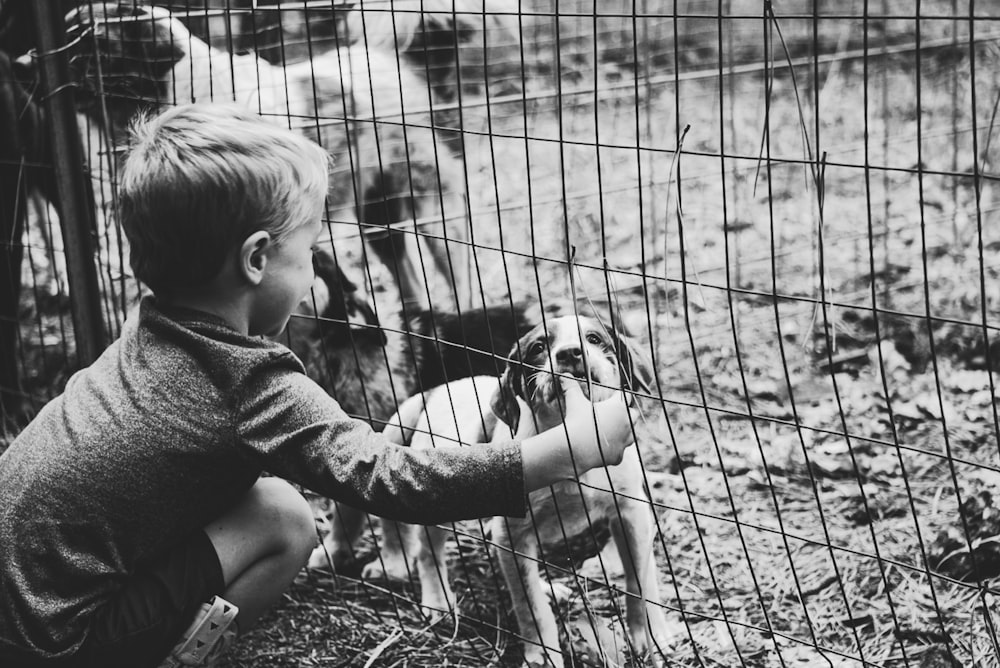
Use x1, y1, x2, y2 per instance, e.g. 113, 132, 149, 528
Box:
235, 362, 526, 523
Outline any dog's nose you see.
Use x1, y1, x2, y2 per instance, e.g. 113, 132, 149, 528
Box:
555, 346, 583, 365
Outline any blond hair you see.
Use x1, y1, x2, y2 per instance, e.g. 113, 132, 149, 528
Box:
119, 104, 331, 297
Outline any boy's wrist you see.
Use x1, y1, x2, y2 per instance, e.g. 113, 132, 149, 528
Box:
521, 427, 575, 491
565, 414, 608, 471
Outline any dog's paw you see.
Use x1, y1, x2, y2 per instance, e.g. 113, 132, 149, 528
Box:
627, 622, 678, 668
361, 554, 412, 581
419, 584, 457, 618
307, 542, 358, 574
418, 599, 456, 624
521, 645, 564, 668
307, 544, 329, 570
642, 624, 680, 667
645, 651, 668, 668
631, 644, 668, 668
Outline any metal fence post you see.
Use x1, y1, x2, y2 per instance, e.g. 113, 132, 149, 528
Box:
31, 1, 106, 366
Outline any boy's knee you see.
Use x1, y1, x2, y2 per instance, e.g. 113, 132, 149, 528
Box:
248, 477, 317, 554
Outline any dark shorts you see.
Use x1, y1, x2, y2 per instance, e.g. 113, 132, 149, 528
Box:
75, 530, 226, 668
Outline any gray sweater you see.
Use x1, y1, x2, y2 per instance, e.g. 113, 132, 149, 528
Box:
0, 297, 524, 660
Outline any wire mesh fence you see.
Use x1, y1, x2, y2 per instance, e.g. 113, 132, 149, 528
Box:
2, 0, 999, 666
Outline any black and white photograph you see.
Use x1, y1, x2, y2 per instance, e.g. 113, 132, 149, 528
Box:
1, 2, 998, 666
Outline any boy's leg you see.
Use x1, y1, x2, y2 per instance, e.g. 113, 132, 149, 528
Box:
82, 476, 316, 666
204, 476, 317, 630
81, 529, 226, 667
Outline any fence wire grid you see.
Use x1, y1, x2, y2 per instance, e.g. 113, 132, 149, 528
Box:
2, 1, 1000, 666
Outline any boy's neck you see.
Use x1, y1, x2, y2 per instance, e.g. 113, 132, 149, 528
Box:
159, 284, 251, 336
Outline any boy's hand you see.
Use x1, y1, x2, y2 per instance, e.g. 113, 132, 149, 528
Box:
559, 377, 636, 470
520, 378, 639, 492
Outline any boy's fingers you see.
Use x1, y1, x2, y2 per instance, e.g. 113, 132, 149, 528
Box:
559, 376, 587, 403
559, 375, 582, 391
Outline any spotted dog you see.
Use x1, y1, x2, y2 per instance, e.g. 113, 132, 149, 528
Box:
381, 315, 669, 667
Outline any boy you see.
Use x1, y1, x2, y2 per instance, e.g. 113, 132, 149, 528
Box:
0, 104, 638, 667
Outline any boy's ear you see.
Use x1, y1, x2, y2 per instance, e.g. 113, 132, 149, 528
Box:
240, 231, 272, 285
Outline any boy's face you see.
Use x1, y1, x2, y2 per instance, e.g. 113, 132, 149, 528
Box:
250, 216, 323, 338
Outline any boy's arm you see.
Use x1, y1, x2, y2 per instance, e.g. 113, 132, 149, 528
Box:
521, 378, 637, 492
237, 369, 527, 524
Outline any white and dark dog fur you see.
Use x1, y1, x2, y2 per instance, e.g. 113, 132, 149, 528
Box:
379, 315, 669, 667
64, 2, 472, 309
286, 248, 536, 572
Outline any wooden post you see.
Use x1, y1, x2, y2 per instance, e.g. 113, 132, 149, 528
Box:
0, 51, 29, 423
31, 1, 106, 367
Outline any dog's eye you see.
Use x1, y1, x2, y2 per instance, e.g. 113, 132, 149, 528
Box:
586, 332, 604, 346
527, 340, 545, 357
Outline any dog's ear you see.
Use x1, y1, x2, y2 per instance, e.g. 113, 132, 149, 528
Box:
612, 331, 655, 397
491, 342, 525, 429
311, 247, 347, 304
491, 368, 521, 431
311, 249, 387, 346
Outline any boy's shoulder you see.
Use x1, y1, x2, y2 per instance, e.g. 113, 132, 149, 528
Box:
121, 296, 307, 398
3, 297, 315, 465
140, 296, 297, 359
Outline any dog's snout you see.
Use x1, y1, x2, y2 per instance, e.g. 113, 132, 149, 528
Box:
554, 346, 583, 365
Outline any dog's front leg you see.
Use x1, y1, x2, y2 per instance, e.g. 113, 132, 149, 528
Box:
414, 523, 456, 616
611, 504, 669, 665
308, 502, 366, 572
494, 518, 564, 668
361, 518, 415, 582
364, 397, 430, 582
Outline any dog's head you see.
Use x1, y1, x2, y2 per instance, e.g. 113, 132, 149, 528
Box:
65, 3, 187, 107
283, 248, 385, 388
491, 315, 653, 430
299, 247, 385, 346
